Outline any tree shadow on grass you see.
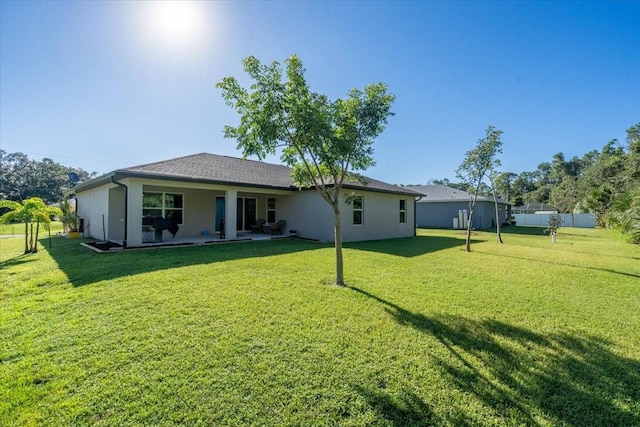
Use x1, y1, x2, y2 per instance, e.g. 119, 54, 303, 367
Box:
345, 235, 479, 258
0, 254, 37, 270
355, 386, 437, 427
43, 234, 476, 287
351, 287, 640, 426
41, 237, 328, 287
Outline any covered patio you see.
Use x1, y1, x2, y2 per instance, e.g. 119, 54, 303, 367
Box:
139, 230, 291, 247
82, 230, 294, 253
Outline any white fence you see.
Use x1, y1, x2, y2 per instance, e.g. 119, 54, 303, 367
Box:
513, 213, 596, 228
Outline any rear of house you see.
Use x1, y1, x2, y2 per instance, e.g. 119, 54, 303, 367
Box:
73, 153, 422, 247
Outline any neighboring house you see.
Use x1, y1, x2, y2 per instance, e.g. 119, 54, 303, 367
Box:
406, 185, 512, 229
71, 153, 423, 247
512, 202, 558, 214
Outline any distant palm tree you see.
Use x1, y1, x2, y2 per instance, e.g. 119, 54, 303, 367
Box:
0, 198, 61, 253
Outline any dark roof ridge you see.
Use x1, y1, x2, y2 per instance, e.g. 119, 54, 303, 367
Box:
118, 152, 276, 172
74, 152, 422, 197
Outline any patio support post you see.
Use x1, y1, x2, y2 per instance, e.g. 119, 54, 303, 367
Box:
126, 180, 143, 247
225, 190, 237, 240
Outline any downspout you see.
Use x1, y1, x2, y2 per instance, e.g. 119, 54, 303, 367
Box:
414, 196, 422, 236
111, 176, 128, 248
74, 195, 79, 233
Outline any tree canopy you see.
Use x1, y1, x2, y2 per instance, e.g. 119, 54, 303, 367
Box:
0, 197, 61, 253
456, 125, 503, 251
217, 55, 395, 284
0, 150, 95, 204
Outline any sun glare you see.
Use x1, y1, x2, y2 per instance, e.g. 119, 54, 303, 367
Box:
138, 0, 210, 57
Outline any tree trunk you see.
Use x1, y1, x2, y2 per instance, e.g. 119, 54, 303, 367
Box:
465, 199, 475, 252
24, 222, 29, 254
33, 221, 40, 253
466, 177, 485, 252
29, 223, 34, 253
333, 203, 345, 286
490, 180, 503, 244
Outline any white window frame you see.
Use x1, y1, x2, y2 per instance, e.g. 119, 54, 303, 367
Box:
266, 197, 276, 223
399, 199, 406, 223
353, 195, 363, 226
142, 192, 184, 225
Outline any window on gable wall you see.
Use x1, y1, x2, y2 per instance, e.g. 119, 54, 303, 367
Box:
353, 195, 363, 225
399, 199, 406, 223
267, 197, 276, 223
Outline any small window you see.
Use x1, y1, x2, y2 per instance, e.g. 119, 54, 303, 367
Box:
267, 197, 276, 223
399, 199, 406, 223
353, 195, 363, 225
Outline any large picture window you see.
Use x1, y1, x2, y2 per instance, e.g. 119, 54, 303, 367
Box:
143, 192, 183, 224
353, 195, 363, 225
399, 199, 406, 223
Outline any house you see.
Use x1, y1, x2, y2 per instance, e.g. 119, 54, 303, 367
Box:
406, 185, 512, 229
71, 153, 423, 247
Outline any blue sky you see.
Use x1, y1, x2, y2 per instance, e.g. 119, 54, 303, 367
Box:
1, 1, 639, 184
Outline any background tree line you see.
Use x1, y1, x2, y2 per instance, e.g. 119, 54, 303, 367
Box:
0, 150, 95, 205
2, 121, 637, 243
432, 122, 640, 243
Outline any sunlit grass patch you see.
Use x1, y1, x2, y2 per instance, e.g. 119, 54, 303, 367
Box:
1, 228, 639, 426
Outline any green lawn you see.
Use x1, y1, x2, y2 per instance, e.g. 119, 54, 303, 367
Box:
1, 227, 639, 426
0, 221, 63, 236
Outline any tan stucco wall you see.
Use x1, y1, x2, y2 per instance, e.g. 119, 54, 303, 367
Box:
78, 178, 416, 246
339, 191, 415, 242
279, 189, 415, 242
279, 191, 334, 241
76, 184, 111, 241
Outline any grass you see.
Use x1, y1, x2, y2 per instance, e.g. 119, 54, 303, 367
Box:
1, 227, 639, 426
0, 221, 63, 236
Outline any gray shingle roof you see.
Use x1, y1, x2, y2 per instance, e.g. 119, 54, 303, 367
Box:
75, 153, 422, 196
407, 184, 511, 204
121, 153, 295, 189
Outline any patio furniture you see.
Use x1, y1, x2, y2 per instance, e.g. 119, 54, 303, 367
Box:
251, 218, 266, 233
153, 218, 179, 241
269, 219, 286, 235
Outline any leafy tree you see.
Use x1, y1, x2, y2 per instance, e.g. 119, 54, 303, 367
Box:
606, 187, 640, 244
604, 122, 640, 243
0, 197, 60, 253
550, 176, 579, 213
545, 214, 562, 243
512, 172, 537, 205
456, 125, 503, 251
0, 150, 94, 204
550, 152, 567, 185
494, 172, 517, 201
0, 151, 33, 201
579, 141, 628, 224
488, 170, 504, 243
627, 123, 640, 154
217, 55, 394, 285
625, 122, 640, 180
